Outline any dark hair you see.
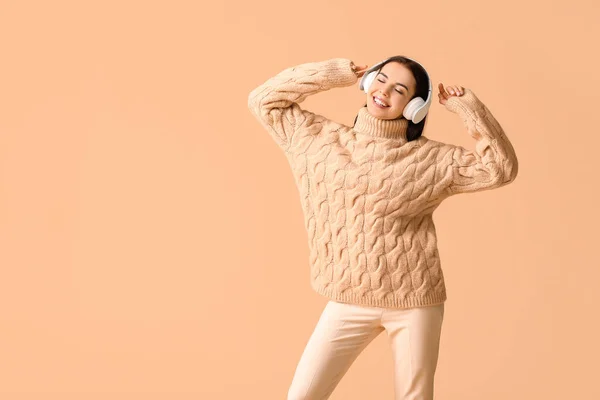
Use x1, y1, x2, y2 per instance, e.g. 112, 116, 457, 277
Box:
353, 56, 430, 142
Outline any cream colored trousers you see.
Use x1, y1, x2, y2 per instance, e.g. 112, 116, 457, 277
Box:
287, 300, 445, 400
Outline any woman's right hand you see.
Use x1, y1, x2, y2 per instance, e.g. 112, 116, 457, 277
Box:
350, 62, 369, 78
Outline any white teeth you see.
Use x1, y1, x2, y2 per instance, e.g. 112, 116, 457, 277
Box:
374, 97, 388, 107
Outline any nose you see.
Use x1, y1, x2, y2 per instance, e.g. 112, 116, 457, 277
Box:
378, 85, 392, 96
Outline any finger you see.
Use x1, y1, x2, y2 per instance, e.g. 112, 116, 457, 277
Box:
438, 83, 448, 99
439, 83, 450, 97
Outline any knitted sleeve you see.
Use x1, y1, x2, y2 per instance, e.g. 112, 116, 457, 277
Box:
247, 58, 358, 151
442, 88, 519, 195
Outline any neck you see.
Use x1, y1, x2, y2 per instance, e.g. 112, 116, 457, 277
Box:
353, 107, 409, 143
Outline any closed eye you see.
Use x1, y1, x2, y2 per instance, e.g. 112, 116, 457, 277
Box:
377, 78, 404, 94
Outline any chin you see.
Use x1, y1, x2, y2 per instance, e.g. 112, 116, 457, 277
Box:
367, 105, 398, 120
367, 97, 401, 119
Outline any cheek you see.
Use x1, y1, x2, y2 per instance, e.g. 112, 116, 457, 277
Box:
392, 97, 407, 110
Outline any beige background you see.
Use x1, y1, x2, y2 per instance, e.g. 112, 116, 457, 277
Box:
0, 0, 598, 399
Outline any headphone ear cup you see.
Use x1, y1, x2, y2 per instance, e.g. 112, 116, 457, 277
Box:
412, 103, 430, 124
403, 97, 425, 122
360, 71, 377, 93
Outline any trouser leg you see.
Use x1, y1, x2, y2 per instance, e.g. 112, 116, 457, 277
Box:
382, 303, 445, 400
287, 300, 384, 400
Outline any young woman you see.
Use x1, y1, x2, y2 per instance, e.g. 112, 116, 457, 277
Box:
247, 55, 518, 400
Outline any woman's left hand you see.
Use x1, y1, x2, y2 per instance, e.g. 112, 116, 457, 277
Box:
438, 83, 464, 105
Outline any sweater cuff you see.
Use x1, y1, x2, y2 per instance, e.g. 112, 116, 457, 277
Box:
321, 58, 359, 87
444, 88, 484, 114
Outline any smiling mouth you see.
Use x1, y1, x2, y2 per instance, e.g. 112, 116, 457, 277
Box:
373, 96, 389, 108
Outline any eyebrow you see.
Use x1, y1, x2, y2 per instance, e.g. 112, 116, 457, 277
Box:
379, 72, 409, 91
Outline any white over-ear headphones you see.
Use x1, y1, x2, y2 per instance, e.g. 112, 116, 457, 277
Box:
359, 55, 432, 124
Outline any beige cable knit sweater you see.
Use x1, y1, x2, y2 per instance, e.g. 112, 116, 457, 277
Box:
247, 58, 518, 309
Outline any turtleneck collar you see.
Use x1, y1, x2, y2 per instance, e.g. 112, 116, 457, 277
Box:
352, 106, 409, 143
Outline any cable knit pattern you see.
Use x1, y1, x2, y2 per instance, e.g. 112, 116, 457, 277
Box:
248, 58, 518, 309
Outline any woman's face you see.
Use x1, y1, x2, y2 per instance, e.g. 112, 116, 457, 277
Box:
366, 61, 416, 120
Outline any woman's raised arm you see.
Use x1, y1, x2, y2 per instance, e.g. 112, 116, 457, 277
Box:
440, 87, 519, 195
247, 58, 358, 152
